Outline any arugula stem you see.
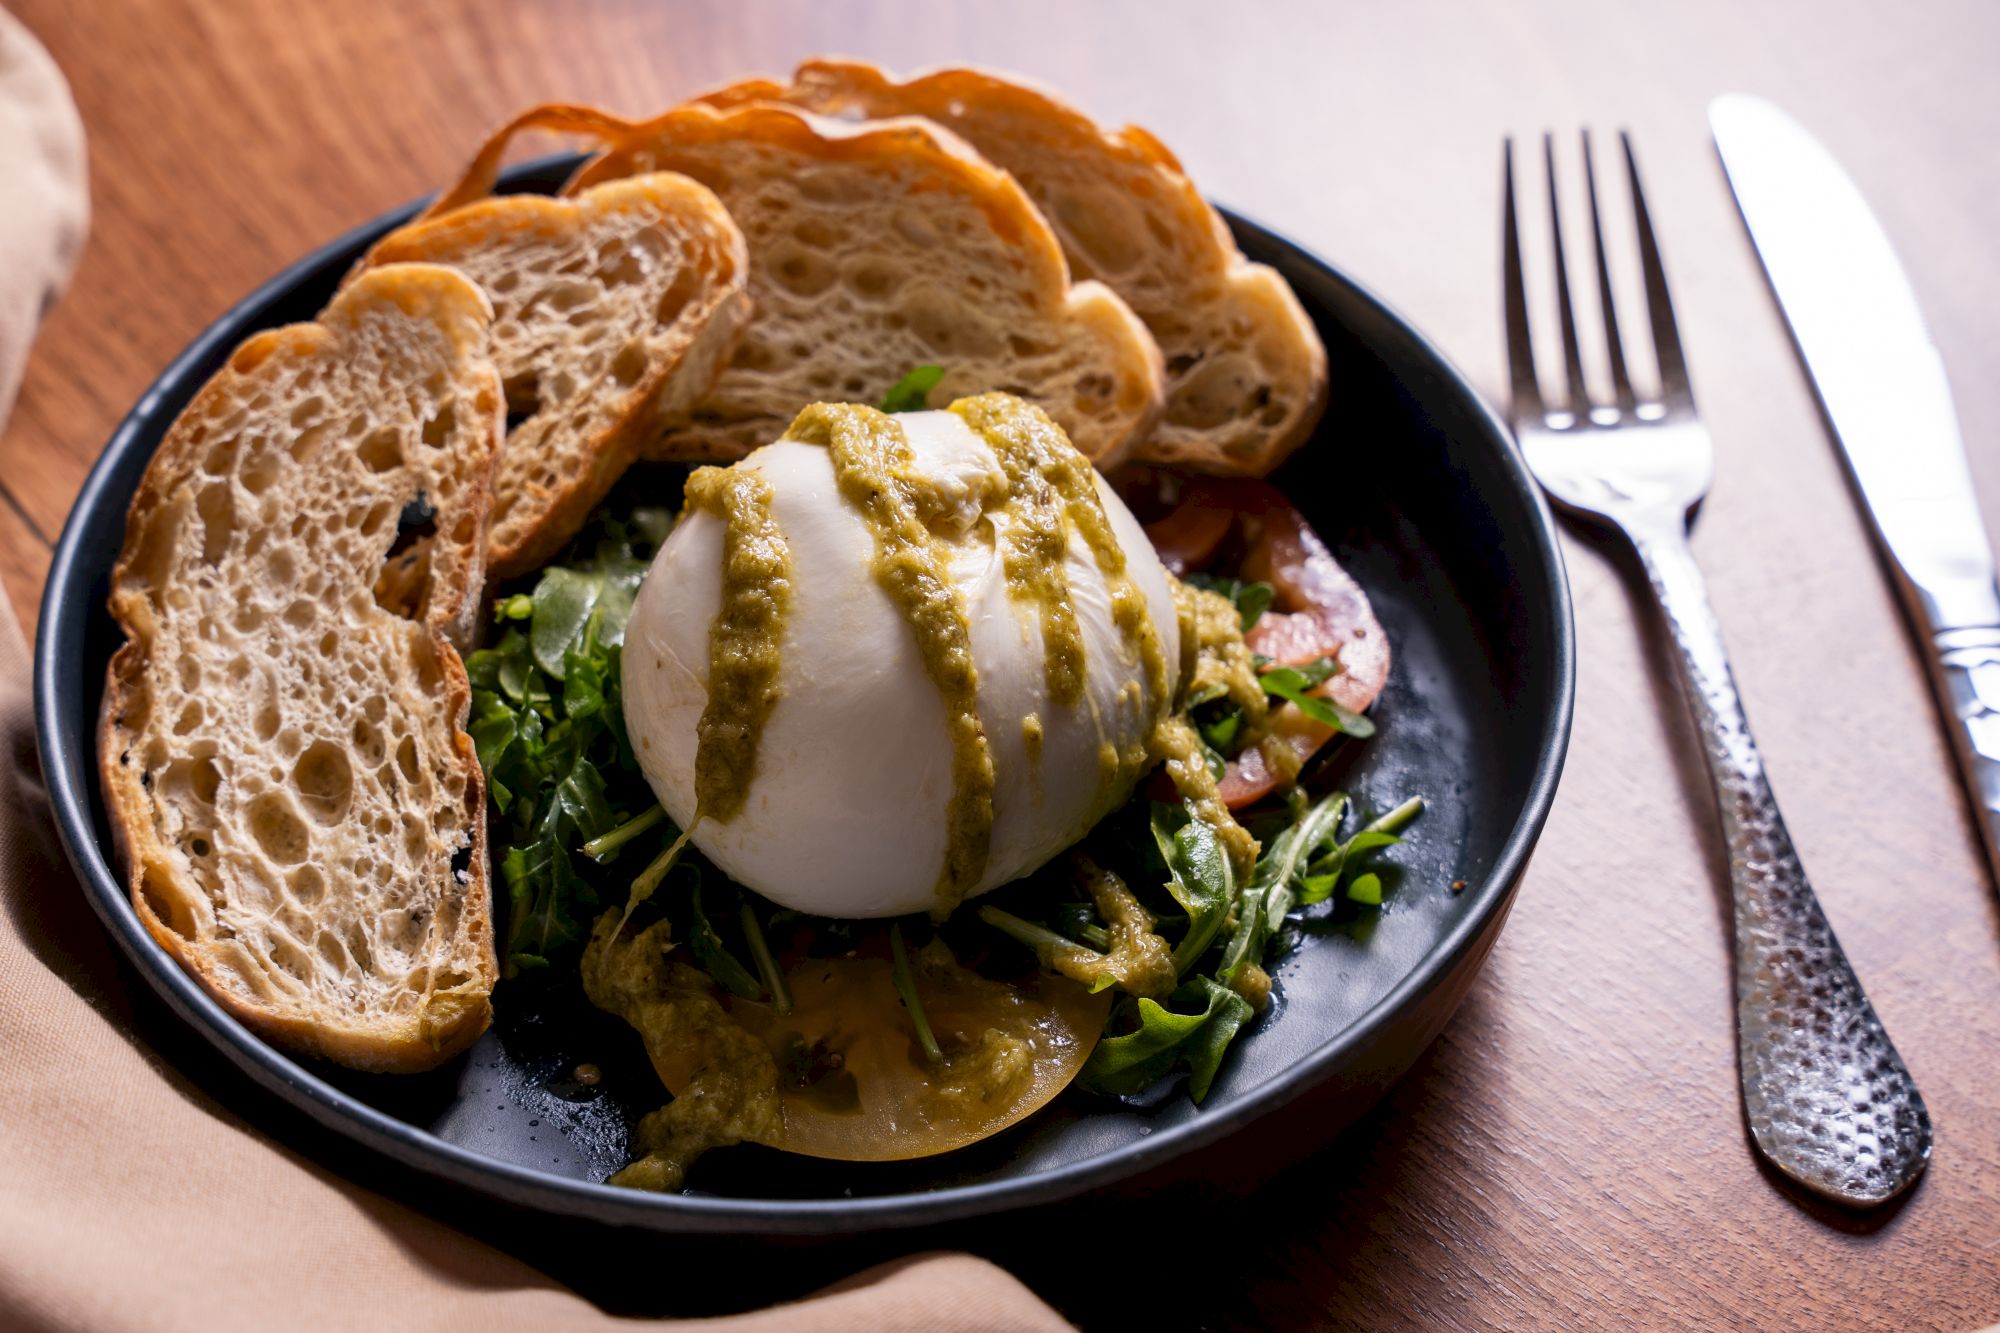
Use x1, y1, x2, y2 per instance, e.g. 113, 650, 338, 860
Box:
740, 902, 792, 1016
581, 804, 665, 862
1215, 887, 1264, 984
977, 906, 1099, 963
1075, 922, 1111, 951
1365, 796, 1425, 836
889, 923, 942, 1064
631, 826, 693, 900
618, 823, 695, 930
1172, 914, 1226, 976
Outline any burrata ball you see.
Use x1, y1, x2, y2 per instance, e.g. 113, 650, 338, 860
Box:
621, 406, 1180, 918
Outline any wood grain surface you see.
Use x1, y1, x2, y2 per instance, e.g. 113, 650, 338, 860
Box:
8, 1, 2000, 1328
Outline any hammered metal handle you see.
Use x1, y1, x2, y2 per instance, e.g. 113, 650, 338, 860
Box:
1633, 522, 1931, 1206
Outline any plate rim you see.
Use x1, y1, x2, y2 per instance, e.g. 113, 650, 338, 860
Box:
33, 157, 1575, 1235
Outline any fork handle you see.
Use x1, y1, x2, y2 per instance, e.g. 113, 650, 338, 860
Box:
1629, 520, 1930, 1206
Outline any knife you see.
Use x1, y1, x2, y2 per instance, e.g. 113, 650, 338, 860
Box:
1712, 93, 2000, 888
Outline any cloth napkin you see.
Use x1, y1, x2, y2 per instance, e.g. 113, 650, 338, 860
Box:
0, 13, 1067, 1331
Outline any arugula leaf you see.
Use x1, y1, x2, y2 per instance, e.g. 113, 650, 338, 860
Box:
1183, 573, 1277, 633
1197, 706, 1242, 753
1341, 830, 1405, 857
1150, 803, 1233, 974
1284, 656, 1340, 688
1218, 790, 1347, 986
466, 497, 677, 974
687, 878, 765, 1002
501, 827, 589, 966
880, 365, 944, 413
1081, 978, 1255, 1103
499, 749, 622, 967
530, 557, 647, 680
1297, 798, 1422, 907
1256, 790, 1348, 898
1182, 680, 1228, 709
546, 757, 615, 846
1259, 661, 1377, 738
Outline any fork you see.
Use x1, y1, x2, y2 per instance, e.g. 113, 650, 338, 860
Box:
1504, 132, 1930, 1207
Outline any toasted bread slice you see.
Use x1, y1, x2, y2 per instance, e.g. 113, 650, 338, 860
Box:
365, 173, 751, 579
99, 264, 505, 1073
701, 60, 1328, 475
420, 101, 1164, 465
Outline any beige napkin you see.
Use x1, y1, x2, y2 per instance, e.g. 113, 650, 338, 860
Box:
0, 12, 1067, 1331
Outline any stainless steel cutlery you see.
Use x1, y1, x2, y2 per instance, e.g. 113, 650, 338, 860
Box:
1713, 93, 2000, 898
1503, 129, 1930, 1207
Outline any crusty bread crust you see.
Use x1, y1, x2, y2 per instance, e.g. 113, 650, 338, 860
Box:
367, 173, 751, 579
700, 60, 1329, 476
98, 264, 504, 1073
420, 100, 1165, 466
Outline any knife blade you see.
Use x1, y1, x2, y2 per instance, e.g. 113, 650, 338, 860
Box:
1712, 92, 2000, 886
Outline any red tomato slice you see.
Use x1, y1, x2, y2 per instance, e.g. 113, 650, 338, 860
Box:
1145, 478, 1389, 809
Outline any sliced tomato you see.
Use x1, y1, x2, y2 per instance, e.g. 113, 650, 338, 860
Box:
1216, 707, 1333, 807
1146, 478, 1390, 809
1143, 502, 1233, 577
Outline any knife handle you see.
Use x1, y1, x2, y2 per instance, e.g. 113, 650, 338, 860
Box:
1927, 624, 2000, 874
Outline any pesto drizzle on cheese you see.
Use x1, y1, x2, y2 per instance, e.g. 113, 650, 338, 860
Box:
949, 395, 1088, 708
787, 402, 997, 917
684, 463, 793, 824
768, 394, 1186, 912
951, 392, 1170, 795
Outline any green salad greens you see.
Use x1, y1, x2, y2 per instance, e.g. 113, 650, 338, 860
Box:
466, 503, 674, 973
469, 495, 1423, 1106
468, 487, 797, 1002
981, 782, 1420, 1105
879, 364, 945, 413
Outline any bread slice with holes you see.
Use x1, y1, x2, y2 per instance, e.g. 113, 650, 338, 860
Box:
700, 60, 1328, 476
423, 101, 1164, 465
364, 172, 751, 580
98, 264, 505, 1073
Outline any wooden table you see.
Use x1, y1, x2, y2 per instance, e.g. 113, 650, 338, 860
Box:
9, 1, 1999, 1327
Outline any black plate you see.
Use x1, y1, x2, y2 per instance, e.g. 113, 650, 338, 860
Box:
34, 157, 1572, 1236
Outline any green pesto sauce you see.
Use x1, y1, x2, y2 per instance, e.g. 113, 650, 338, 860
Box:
1158, 577, 1268, 879
1154, 713, 1260, 882
1176, 579, 1270, 727
1070, 855, 1176, 999
1172, 576, 1309, 857
1021, 712, 1045, 806
947, 395, 1087, 708
581, 914, 785, 1191
787, 402, 996, 917
684, 465, 794, 824
952, 393, 1169, 801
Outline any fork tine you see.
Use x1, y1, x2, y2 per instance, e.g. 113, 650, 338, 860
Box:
1621, 131, 1695, 409
1543, 133, 1591, 418
1501, 138, 1542, 420
1581, 130, 1638, 415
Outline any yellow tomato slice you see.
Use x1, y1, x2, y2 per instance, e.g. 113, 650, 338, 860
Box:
644, 948, 1111, 1162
